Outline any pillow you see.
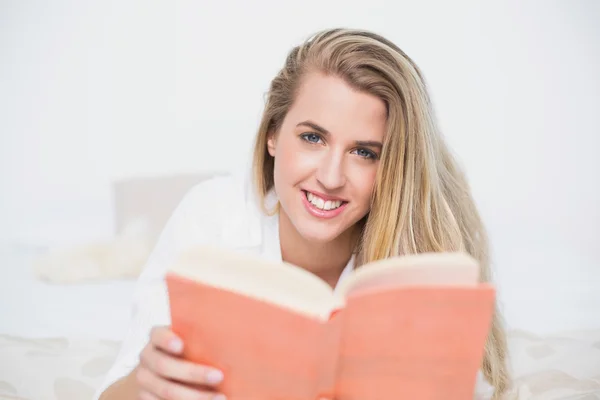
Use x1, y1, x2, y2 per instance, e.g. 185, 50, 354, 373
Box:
32, 172, 224, 283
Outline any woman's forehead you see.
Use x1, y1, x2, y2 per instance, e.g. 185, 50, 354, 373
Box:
286, 73, 387, 142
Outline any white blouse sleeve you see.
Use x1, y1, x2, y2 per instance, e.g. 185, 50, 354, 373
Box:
93, 183, 210, 399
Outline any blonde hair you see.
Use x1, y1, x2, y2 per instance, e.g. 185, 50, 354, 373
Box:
252, 28, 510, 397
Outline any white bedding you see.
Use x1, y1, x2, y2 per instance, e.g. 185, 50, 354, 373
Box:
0, 245, 136, 341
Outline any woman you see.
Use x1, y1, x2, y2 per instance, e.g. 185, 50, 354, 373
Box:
97, 28, 509, 399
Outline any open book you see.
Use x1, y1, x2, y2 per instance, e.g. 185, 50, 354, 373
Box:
165, 246, 495, 400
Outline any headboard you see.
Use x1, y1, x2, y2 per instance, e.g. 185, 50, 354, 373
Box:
112, 172, 225, 241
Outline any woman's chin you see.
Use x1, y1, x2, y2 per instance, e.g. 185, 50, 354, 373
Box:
295, 222, 345, 244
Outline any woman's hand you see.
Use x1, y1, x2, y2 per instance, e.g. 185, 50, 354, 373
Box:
135, 326, 226, 400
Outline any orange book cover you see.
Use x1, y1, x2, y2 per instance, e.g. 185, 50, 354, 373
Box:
166, 246, 495, 400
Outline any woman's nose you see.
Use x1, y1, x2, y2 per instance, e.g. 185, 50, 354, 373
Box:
315, 152, 347, 190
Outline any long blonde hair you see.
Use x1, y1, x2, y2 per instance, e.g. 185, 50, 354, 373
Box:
252, 28, 510, 397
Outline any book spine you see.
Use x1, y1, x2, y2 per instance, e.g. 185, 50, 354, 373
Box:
314, 310, 344, 400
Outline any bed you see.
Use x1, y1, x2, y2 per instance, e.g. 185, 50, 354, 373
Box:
1, 174, 598, 400
0, 244, 132, 399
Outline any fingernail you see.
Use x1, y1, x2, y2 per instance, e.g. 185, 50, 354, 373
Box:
169, 338, 183, 353
213, 395, 226, 400
206, 369, 224, 384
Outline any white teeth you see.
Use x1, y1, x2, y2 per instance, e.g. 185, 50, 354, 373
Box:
305, 191, 343, 211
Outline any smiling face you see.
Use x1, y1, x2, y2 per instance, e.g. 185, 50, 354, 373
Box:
267, 71, 387, 244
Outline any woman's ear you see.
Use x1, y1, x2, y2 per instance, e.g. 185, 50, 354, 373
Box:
267, 132, 277, 157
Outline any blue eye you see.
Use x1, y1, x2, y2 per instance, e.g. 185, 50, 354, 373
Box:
300, 133, 322, 144
353, 148, 378, 160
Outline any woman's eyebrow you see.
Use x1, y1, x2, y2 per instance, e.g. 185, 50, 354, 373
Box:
297, 120, 329, 135
355, 140, 382, 149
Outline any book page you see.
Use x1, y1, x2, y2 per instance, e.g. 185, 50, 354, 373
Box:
334, 252, 480, 301
334, 285, 495, 400
169, 245, 337, 320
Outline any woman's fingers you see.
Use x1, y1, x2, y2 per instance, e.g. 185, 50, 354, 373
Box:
138, 326, 225, 399
140, 344, 224, 387
150, 326, 184, 355
136, 367, 225, 400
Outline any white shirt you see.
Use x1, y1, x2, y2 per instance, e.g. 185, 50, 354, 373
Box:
94, 172, 494, 399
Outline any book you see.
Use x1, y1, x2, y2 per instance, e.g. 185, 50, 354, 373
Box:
165, 246, 495, 400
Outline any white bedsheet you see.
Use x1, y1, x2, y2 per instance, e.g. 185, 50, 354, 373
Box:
0, 245, 136, 341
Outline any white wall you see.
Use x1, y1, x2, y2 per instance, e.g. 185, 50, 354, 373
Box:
1, 0, 598, 334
